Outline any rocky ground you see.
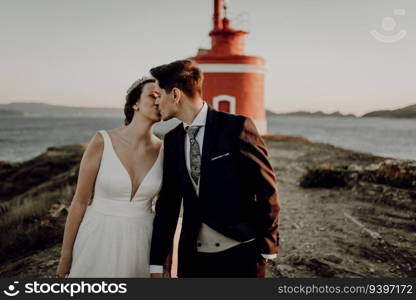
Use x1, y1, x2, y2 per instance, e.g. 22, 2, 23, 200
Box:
265, 135, 416, 278
0, 135, 415, 278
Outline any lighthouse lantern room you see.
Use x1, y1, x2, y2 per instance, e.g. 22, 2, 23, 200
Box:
190, 0, 267, 134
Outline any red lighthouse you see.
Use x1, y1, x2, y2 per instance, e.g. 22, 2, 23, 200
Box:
190, 0, 267, 134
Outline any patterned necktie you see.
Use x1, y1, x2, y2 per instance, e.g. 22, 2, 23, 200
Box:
185, 125, 202, 185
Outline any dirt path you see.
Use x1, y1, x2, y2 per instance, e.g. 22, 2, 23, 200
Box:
265, 136, 416, 278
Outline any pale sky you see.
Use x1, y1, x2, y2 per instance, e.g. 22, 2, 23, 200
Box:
0, 0, 415, 116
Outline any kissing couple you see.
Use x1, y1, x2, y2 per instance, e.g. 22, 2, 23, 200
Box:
56, 59, 280, 278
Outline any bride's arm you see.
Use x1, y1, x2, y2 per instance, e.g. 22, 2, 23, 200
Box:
56, 132, 104, 277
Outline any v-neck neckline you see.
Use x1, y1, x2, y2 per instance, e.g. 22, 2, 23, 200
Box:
104, 130, 161, 201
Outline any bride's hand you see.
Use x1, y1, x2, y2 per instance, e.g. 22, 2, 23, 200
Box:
56, 253, 72, 278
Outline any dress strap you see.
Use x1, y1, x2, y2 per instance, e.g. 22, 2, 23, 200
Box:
157, 141, 164, 154
98, 130, 113, 158
98, 130, 111, 146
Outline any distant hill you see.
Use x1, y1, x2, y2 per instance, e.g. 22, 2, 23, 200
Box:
0, 102, 122, 117
3, 102, 415, 119
0, 109, 23, 116
267, 110, 356, 118
362, 104, 416, 119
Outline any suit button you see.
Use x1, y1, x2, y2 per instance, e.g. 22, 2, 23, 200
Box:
197, 242, 202, 247
215, 243, 220, 247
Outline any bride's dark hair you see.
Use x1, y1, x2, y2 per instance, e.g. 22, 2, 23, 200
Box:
124, 77, 156, 125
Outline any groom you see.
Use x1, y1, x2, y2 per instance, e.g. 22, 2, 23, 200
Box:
149, 60, 280, 278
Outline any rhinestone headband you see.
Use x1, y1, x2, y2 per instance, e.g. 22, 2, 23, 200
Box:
126, 76, 152, 96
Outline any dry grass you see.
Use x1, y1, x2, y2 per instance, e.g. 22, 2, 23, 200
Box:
0, 145, 82, 265
0, 182, 75, 264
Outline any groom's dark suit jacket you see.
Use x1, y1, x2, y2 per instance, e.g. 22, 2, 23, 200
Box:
150, 106, 280, 276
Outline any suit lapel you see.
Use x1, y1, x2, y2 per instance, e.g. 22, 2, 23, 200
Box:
199, 106, 217, 198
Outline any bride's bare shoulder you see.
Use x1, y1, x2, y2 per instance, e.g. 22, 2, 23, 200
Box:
152, 134, 163, 151
85, 131, 105, 153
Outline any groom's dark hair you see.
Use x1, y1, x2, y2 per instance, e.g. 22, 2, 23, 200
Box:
150, 60, 203, 98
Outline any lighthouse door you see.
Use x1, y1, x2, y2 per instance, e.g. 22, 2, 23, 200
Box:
212, 95, 236, 114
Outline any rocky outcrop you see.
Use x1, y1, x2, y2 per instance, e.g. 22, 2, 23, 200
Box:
0, 145, 83, 266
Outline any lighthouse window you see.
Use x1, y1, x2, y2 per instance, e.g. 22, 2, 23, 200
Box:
213, 94, 236, 114
218, 100, 231, 113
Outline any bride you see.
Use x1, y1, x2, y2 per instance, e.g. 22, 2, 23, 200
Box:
56, 77, 169, 277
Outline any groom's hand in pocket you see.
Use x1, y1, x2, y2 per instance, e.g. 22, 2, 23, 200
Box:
151, 273, 163, 278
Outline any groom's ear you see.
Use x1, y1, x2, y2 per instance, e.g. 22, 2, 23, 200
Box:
172, 88, 182, 104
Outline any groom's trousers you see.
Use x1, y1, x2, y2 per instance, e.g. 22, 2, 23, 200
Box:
179, 240, 266, 278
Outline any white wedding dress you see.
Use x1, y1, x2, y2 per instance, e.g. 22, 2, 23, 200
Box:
68, 130, 163, 277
